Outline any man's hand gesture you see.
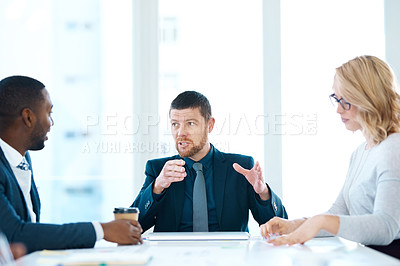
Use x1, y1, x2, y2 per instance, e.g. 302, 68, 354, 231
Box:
153, 159, 186, 194
233, 161, 270, 201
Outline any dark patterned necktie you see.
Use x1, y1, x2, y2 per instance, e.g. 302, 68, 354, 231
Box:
17, 159, 29, 171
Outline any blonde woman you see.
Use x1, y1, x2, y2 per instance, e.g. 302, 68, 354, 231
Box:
261, 55, 400, 258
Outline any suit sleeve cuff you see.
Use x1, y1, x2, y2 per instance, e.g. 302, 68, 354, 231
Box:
255, 184, 272, 205
152, 189, 166, 202
92, 221, 104, 241
255, 193, 271, 205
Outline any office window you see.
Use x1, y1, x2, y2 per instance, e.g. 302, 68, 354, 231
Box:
0, 0, 135, 223
158, 0, 264, 160
160, 17, 178, 44
281, 0, 385, 218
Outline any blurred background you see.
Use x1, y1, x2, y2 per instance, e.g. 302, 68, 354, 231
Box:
0, 0, 398, 235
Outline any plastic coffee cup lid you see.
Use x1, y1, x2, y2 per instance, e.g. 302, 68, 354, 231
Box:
113, 207, 139, 214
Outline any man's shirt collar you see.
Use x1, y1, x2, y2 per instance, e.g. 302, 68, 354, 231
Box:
183, 144, 214, 170
0, 138, 25, 168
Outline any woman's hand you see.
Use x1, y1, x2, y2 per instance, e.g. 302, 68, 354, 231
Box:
260, 217, 305, 238
266, 214, 339, 246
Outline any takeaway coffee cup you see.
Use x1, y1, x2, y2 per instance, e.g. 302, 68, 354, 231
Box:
113, 207, 139, 221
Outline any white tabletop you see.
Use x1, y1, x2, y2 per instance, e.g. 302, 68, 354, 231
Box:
16, 236, 400, 266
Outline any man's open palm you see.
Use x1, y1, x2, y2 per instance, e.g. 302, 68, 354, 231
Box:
233, 161, 267, 195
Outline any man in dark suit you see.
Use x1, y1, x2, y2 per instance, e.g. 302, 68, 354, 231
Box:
132, 91, 287, 233
0, 76, 143, 254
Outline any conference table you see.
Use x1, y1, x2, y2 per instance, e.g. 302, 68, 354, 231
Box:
16, 235, 400, 265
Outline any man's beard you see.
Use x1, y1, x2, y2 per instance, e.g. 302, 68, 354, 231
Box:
29, 123, 46, 151
175, 129, 208, 158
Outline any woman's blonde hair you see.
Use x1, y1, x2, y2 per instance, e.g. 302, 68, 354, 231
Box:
335, 55, 400, 145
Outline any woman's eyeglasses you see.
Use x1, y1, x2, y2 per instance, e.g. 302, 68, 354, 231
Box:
329, 93, 351, 110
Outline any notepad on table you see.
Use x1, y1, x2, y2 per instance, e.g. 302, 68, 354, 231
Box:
145, 232, 250, 241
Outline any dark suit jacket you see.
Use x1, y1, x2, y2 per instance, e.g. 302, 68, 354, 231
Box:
0, 147, 96, 253
132, 147, 287, 232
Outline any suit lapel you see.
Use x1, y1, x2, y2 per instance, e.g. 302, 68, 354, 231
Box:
30, 176, 41, 222
0, 147, 30, 221
25, 152, 40, 221
213, 148, 227, 226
